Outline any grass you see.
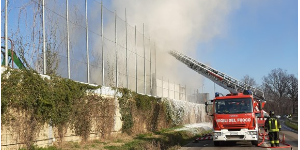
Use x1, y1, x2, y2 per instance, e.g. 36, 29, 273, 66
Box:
19, 146, 61, 150
292, 117, 298, 121
103, 132, 178, 150
18, 126, 212, 150
104, 139, 144, 150
285, 120, 298, 131
103, 126, 212, 150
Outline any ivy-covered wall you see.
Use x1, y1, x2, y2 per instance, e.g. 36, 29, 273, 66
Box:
1, 68, 116, 149
1, 68, 209, 149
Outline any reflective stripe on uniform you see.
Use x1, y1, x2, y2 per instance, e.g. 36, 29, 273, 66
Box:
268, 118, 279, 132
269, 129, 279, 132
275, 140, 279, 144
270, 141, 275, 144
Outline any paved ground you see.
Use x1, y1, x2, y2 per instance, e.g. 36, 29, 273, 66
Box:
180, 119, 298, 150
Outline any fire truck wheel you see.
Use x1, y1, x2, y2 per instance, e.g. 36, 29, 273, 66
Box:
214, 141, 221, 146
251, 140, 258, 146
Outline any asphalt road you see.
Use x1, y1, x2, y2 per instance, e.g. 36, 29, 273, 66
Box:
180, 119, 298, 150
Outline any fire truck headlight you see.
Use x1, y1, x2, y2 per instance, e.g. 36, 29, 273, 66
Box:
248, 131, 257, 135
214, 132, 221, 136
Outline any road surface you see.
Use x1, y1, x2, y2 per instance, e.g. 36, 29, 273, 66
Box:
180, 119, 298, 150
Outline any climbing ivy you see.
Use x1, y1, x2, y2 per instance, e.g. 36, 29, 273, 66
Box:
1, 68, 180, 148
1, 68, 103, 147
117, 88, 135, 134
162, 99, 185, 126
116, 88, 170, 134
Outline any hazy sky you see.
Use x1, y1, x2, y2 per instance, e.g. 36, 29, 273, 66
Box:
109, 0, 298, 97
1, 0, 298, 99
196, 0, 298, 97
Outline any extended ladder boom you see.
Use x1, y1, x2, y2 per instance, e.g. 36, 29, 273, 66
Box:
169, 51, 264, 100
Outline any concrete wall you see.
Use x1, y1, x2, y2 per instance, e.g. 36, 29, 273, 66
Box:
1, 92, 122, 150
1, 68, 210, 149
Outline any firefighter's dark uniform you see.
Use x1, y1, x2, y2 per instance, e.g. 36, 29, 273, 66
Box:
264, 112, 281, 147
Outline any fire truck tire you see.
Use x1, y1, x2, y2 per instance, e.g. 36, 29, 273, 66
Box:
214, 141, 220, 146
251, 140, 258, 146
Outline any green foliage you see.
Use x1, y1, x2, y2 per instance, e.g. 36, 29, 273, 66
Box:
117, 88, 135, 134
1, 70, 10, 122
2, 69, 100, 125
1, 68, 102, 146
104, 139, 144, 150
19, 146, 60, 150
44, 126, 212, 150
154, 126, 184, 135
1, 68, 184, 149
135, 94, 156, 111
117, 88, 162, 134
162, 100, 184, 126
102, 125, 211, 150
136, 133, 153, 139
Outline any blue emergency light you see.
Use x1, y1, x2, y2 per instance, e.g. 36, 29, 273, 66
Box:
215, 92, 219, 97
243, 90, 252, 95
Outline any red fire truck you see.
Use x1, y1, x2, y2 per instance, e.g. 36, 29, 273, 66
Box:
206, 91, 266, 146
169, 51, 266, 146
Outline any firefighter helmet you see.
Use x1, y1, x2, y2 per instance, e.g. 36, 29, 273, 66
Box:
269, 111, 275, 116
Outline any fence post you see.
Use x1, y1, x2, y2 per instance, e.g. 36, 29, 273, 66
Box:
179, 84, 181, 100
154, 43, 157, 95
143, 24, 146, 94
5, 0, 8, 67
66, 0, 70, 79
168, 79, 169, 98
42, 0, 46, 74
162, 76, 163, 97
135, 26, 137, 92
185, 85, 187, 101
115, 10, 118, 87
125, 8, 128, 89
85, 0, 90, 83
150, 38, 152, 95
101, 1, 104, 86
174, 81, 175, 99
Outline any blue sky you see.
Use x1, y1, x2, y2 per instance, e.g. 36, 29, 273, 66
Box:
196, 0, 298, 97
1, 0, 298, 99
107, 0, 298, 97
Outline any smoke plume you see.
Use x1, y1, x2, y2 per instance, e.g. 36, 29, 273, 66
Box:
111, 0, 240, 90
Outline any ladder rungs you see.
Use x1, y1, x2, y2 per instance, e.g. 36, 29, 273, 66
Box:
169, 51, 264, 99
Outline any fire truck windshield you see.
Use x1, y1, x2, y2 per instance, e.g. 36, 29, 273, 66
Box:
215, 98, 253, 114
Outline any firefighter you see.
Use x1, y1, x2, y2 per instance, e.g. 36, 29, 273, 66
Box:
264, 111, 281, 147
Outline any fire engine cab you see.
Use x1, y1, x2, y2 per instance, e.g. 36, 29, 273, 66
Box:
207, 91, 263, 146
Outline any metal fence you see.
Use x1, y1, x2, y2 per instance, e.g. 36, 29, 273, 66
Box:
1, 0, 204, 102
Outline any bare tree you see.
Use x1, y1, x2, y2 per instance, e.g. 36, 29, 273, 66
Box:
262, 68, 290, 115
287, 74, 298, 114
241, 75, 257, 88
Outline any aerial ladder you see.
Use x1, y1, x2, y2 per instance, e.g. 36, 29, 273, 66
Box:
169, 51, 274, 146
169, 51, 294, 148
169, 50, 267, 125
169, 50, 265, 100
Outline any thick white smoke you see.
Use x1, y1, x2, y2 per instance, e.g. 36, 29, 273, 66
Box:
111, 0, 240, 91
